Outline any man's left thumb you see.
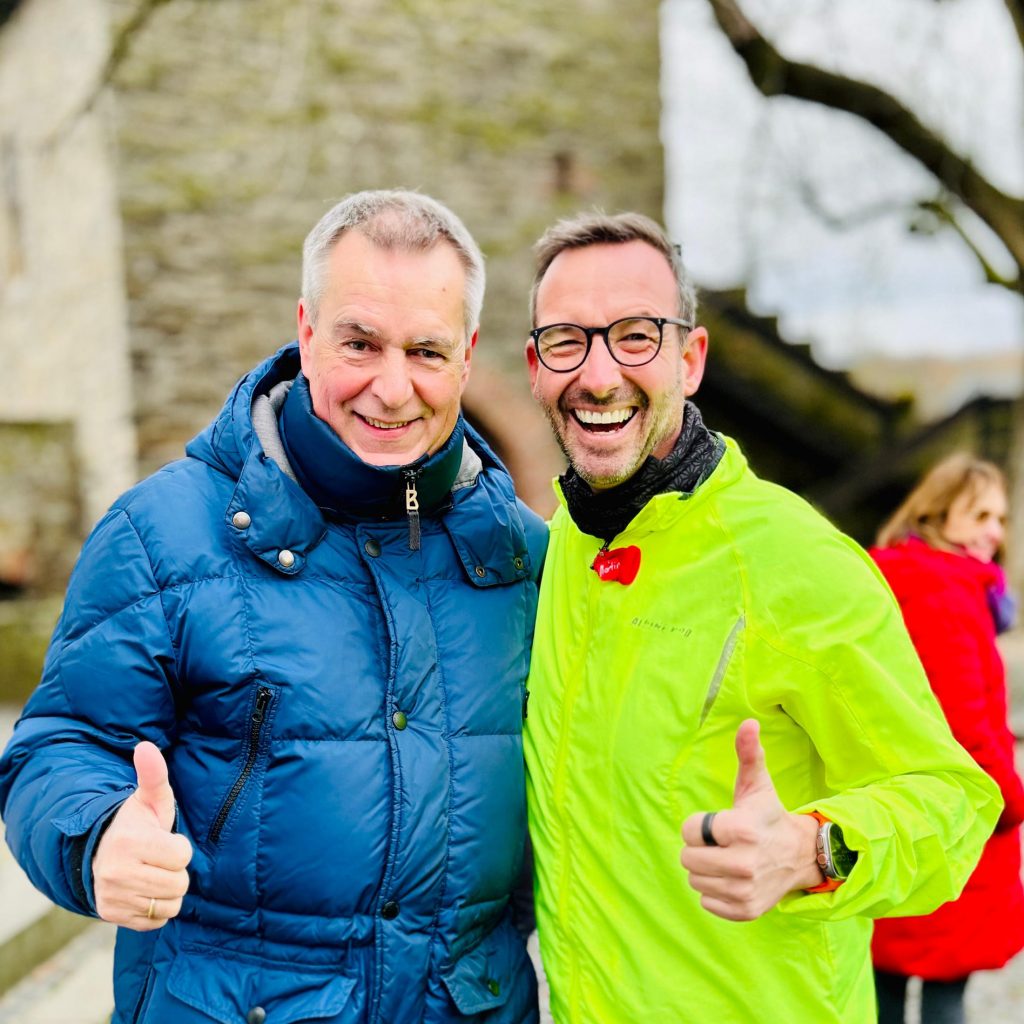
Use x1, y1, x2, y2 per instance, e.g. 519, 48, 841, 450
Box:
732, 718, 772, 805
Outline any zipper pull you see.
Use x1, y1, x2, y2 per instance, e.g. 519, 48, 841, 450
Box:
404, 470, 421, 551
253, 687, 271, 724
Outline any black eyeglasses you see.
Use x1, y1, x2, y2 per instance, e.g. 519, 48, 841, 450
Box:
530, 316, 693, 373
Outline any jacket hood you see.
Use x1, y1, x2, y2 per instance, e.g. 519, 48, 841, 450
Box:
186, 343, 301, 479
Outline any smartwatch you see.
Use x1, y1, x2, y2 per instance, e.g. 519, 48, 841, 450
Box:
805, 811, 858, 893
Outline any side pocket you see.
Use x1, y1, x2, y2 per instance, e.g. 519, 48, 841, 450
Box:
207, 684, 275, 846
441, 919, 535, 1019
131, 966, 157, 1024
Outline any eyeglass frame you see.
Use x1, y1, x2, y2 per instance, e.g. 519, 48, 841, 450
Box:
529, 316, 694, 373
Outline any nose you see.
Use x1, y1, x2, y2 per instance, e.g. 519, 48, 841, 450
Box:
370, 351, 414, 409
989, 518, 1005, 547
577, 333, 624, 398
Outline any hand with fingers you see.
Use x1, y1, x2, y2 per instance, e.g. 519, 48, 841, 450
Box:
680, 719, 823, 921
92, 741, 193, 931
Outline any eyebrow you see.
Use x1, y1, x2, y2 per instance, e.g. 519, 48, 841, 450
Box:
329, 320, 383, 340
409, 335, 459, 352
329, 320, 461, 352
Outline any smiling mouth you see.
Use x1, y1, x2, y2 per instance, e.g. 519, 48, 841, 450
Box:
571, 408, 637, 433
361, 415, 414, 431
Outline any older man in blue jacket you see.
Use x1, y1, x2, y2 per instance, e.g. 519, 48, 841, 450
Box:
0, 190, 546, 1024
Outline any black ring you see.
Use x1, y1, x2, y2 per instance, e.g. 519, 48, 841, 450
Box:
701, 811, 719, 847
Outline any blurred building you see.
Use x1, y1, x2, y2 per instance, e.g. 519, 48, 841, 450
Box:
1, 0, 1022, 703
697, 291, 1023, 545
0, 0, 661, 696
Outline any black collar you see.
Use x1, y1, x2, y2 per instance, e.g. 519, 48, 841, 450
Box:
559, 402, 724, 544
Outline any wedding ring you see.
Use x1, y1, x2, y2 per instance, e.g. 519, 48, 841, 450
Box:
147, 897, 157, 920
701, 811, 719, 847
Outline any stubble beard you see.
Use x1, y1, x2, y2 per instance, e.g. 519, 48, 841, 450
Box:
543, 389, 683, 492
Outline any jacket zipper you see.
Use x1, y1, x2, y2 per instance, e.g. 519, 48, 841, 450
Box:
403, 469, 421, 551
208, 686, 273, 845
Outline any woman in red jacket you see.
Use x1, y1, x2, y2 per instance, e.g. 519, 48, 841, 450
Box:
871, 453, 1024, 1024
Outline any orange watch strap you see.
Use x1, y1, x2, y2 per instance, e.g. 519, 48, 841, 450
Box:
805, 811, 843, 893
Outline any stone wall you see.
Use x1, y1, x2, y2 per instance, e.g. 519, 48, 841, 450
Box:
0, 0, 663, 697
108, 0, 665, 511
0, 0, 137, 541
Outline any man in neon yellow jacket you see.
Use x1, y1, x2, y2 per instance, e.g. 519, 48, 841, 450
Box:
521, 211, 1002, 1023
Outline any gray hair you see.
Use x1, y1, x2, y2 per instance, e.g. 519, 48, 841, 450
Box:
530, 211, 697, 325
301, 189, 485, 341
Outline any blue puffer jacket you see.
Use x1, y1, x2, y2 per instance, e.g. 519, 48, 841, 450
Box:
0, 344, 547, 1024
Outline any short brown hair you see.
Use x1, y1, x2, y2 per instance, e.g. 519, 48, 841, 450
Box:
876, 452, 1007, 552
529, 211, 697, 325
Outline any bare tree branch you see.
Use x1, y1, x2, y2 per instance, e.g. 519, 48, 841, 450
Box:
793, 179, 911, 231
1005, 0, 1024, 50
0, 0, 24, 31
706, 0, 1024, 292
918, 197, 1021, 289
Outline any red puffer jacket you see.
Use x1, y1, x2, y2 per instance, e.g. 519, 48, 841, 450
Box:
870, 537, 1024, 979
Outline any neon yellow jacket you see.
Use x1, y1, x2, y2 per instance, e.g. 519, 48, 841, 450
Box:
525, 440, 1001, 1023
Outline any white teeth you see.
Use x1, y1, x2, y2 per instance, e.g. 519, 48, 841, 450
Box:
364, 416, 410, 430
574, 408, 635, 425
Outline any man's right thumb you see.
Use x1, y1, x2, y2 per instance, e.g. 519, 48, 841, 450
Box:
133, 741, 175, 830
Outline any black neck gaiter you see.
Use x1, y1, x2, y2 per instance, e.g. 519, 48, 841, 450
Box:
560, 401, 724, 545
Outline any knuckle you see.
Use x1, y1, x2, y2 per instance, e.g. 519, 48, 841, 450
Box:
735, 861, 756, 882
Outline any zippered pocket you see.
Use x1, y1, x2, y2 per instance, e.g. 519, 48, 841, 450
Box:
208, 684, 275, 846
131, 965, 157, 1024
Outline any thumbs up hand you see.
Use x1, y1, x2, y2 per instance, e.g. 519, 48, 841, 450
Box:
92, 742, 193, 930
680, 720, 822, 921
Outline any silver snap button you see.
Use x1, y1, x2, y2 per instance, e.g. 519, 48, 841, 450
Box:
474, 566, 486, 578
231, 510, 251, 529
278, 549, 295, 568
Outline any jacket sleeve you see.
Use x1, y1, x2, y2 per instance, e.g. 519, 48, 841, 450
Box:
753, 539, 1003, 923
0, 507, 179, 916
897, 584, 1024, 830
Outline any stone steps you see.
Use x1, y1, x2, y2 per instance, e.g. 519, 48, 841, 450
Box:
0, 924, 114, 1024
0, 705, 115, 1021
0, 832, 93, 998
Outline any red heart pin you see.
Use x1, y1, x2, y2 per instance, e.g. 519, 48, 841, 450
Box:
592, 545, 641, 585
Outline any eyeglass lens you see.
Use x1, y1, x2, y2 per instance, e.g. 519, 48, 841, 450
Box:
536, 318, 663, 371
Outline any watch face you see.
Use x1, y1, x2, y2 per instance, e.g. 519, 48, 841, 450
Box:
829, 823, 859, 879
